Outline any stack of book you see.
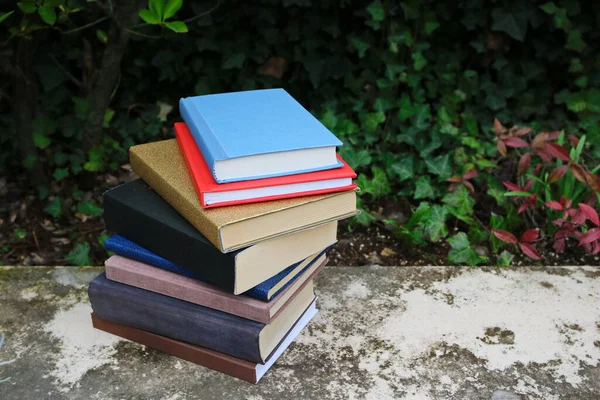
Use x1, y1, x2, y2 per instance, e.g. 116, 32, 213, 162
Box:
88, 89, 358, 383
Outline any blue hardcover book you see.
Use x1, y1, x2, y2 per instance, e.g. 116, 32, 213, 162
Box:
179, 88, 343, 183
104, 235, 328, 301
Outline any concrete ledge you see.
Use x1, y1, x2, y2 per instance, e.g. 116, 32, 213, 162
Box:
0, 266, 599, 399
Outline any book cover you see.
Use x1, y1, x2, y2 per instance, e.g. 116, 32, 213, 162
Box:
103, 179, 237, 291
88, 273, 315, 363
104, 234, 329, 302
105, 254, 326, 324
174, 122, 357, 208
91, 300, 317, 383
179, 88, 343, 183
103, 180, 339, 293
129, 140, 357, 252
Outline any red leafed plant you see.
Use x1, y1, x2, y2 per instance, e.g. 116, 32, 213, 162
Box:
492, 119, 600, 261
492, 229, 542, 260
447, 168, 477, 193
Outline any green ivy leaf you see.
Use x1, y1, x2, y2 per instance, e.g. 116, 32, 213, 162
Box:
366, 0, 385, 21
149, 0, 165, 21
44, 197, 63, 218
164, 21, 188, 33
574, 76, 588, 88
397, 95, 415, 120
448, 231, 470, 249
17, 2, 36, 14
412, 52, 427, 71
491, 9, 528, 41
388, 32, 413, 49
461, 136, 481, 149
442, 185, 475, 217
414, 176, 437, 199
353, 208, 376, 227
413, 104, 431, 130
487, 187, 507, 206
365, 167, 391, 198
539, 2, 557, 14
485, 94, 506, 110
53, 168, 69, 181
340, 148, 372, 169
390, 155, 414, 181
139, 9, 160, 25
38, 4, 57, 25
566, 30, 586, 53
83, 161, 102, 172
72, 97, 89, 119
422, 205, 449, 242
497, 250, 514, 267
425, 21, 439, 35
406, 202, 431, 226
163, 0, 183, 20
320, 108, 337, 130
76, 201, 103, 217
33, 132, 51, 149
360, 111, 385, 133
349, 37, 370, 58
0, 11, 14, 22
552, 8, 570, 30
447, 232, 484, 265
97, 233, 110, 248
222, 53, 245, 69
569, 58, 583, 73
66, 242, 91, 266
425, 154, 452, 180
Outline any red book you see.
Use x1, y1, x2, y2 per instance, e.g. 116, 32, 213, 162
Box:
174, 122, 357, 208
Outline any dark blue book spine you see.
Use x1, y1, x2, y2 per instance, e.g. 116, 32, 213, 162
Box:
88, 273, 264, 363
105, 235, 200, 281
245, 247, 330, 300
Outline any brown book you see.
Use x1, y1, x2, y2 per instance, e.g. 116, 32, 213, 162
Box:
129, 139, 357, 252
91, 299, 317, 384
105, 254, 326, 323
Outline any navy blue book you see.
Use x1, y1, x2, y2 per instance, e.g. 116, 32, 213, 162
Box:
104, 235, 329, 301
180, 88, 343, 183
88, 273, 316, 364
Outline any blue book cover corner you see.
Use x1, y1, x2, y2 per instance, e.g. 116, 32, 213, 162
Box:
179, 89, 343, 165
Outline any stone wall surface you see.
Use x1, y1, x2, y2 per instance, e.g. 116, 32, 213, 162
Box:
0, 265, 599, 399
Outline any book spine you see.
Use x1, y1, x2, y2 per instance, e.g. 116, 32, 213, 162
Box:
129, 149, 224, 250
103, 196, 236, 292
179, 98, 226, 174
89, 274, 264, 363
91, 314, 259, 383
105, 259, 271, 324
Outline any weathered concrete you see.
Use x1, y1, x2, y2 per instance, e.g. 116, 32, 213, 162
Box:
0, 266, 599, 399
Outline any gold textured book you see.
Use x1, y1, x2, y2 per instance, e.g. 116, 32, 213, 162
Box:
129, 139, 358, 252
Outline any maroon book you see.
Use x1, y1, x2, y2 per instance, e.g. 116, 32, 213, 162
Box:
91, 298, 317, 383
105, 254, 326, 324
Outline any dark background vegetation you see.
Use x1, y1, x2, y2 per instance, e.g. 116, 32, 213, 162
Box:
1, 0, 599, 266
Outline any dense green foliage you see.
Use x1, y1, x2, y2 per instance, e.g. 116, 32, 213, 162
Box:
2, 0, 600, 265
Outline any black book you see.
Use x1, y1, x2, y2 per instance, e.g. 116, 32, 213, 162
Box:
103, 180, 337, 294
